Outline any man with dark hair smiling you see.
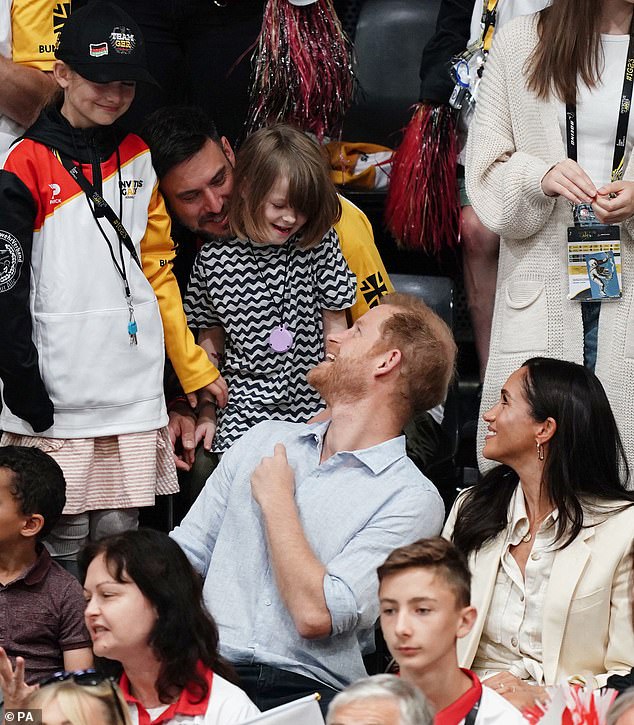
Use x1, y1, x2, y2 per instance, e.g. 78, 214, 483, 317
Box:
141, 105, 395, 478
171, 293, 457, 714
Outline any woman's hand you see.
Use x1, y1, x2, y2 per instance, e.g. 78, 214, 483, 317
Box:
593, 181, 634, 223
0, 647, 37, 711
541, 159, 597, 204
485, 672, 548, 712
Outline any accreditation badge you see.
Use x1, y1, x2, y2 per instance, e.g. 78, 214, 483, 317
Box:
567, 212, 622, 301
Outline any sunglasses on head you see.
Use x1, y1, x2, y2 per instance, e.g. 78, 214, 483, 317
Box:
38, 669, 128, 723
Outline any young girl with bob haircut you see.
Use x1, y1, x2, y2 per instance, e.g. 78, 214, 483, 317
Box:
184, 123, 356, 454
445, 357, 634, 711
27, 674, 132, 725
79, 528, 260, 724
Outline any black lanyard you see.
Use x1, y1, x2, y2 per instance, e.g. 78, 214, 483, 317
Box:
55, 149, 141, 344
464, 694, 481, 725
55, 150, 142, 272
249, 240, 291, 326
566, 21, 634, 183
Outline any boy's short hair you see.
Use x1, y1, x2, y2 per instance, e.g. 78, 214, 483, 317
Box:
0, 446, 66, 540
377, 537, 471, 609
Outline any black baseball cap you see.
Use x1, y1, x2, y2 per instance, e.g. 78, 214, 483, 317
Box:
55, 1, 157, 85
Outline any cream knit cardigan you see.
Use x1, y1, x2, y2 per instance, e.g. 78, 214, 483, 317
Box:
466, 14, 634, 480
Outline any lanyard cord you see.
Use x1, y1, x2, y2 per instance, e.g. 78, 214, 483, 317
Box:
249, 240, 291, 326
84, 146, 131, 296
566, 19, 634, 183
481, 0, 500, 53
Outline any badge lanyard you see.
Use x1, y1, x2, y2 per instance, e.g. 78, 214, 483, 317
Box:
464, 695, 481, 725
565, 21, 634, 184
55, 150, 141, 344
249, 241, 294, 353
564, 22, 634, 301
481, 0, 500, 53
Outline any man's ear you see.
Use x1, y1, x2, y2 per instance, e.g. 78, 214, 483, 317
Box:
220, 136, 236, 167
456, 606, 477, 639
21, 513, 44, 539
374, 349, 401, 378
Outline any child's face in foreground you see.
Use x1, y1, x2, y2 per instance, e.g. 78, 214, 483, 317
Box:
257, 175, 307, 245
60, 69, 135, 129
0, 468, 28, 546
379, 567, 473, 678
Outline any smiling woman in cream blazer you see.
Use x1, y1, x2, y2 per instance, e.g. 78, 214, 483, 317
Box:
445, 358, 634, 712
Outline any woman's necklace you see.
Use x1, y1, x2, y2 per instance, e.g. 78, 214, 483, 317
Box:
249, 240, 294, 353
521, 510, 552, 543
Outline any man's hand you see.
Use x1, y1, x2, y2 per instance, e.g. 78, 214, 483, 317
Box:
484, 672, 548, 712
593, 181, 634, 224
168, 402, 197, 471
251, 443, 296, 508
186, 374, 229, 410
0, 647, 37, 711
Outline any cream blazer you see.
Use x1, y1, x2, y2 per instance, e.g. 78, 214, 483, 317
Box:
444, 495, 634, 688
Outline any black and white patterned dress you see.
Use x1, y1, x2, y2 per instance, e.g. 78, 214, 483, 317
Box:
184, 228, 356, 452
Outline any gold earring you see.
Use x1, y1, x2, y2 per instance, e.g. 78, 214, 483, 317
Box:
536, 441, 544, 461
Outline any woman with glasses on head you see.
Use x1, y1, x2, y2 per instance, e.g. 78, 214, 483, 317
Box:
79, 529, 259, 724
27, 672, 132, 725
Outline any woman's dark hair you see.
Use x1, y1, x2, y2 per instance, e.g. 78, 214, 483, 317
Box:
526, 0, 605, 104
79, 529, 236, 704
452, 357, 634, 556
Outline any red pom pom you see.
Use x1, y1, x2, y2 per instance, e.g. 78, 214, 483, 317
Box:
385, 103, 460, 254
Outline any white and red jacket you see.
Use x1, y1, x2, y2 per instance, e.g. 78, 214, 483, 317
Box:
0, 106, 218, 437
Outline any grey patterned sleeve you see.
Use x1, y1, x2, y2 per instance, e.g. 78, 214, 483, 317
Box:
314, 228, 357, 310
183, 247, 220, 329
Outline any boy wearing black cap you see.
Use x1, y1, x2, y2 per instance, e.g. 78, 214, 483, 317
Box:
0, 1, 227, 573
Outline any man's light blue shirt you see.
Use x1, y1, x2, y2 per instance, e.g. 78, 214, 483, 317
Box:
171, 419, 444, 689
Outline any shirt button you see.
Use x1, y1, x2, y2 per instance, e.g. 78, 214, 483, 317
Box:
511, 636, 518, 648
531, 552, 541, 561
265, 599, 271, 606
520, 594, 525, 602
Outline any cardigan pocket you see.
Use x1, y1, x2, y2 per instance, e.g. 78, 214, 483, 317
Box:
499, 279, 548, 353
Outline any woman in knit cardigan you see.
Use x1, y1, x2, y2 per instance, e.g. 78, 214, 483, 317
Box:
466, 0, 634, 474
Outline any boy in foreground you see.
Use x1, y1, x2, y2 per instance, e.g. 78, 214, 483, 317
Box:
0, 446, 92, 701
378, 538, 525, 724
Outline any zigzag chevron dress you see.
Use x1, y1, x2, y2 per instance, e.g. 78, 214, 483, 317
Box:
184, 228, 356, 452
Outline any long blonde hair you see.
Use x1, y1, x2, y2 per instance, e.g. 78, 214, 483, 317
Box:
27, 679, 132, 725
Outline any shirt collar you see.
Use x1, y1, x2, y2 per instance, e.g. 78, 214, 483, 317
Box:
508, 485, 558, 544
7, 544, 53, 587
299, 420, 408, 475
120, 662, 213, 724
434, 668, 482, 725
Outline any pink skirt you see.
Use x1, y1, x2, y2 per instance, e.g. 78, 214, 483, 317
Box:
1, 427, 178, 514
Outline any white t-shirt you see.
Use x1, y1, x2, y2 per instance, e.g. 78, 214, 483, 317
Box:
557, 34, 634, 188
473, 685, 526, 724
127, 674, 261, 725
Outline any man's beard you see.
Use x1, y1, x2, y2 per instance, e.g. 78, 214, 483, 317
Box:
307, 354, 370, 406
